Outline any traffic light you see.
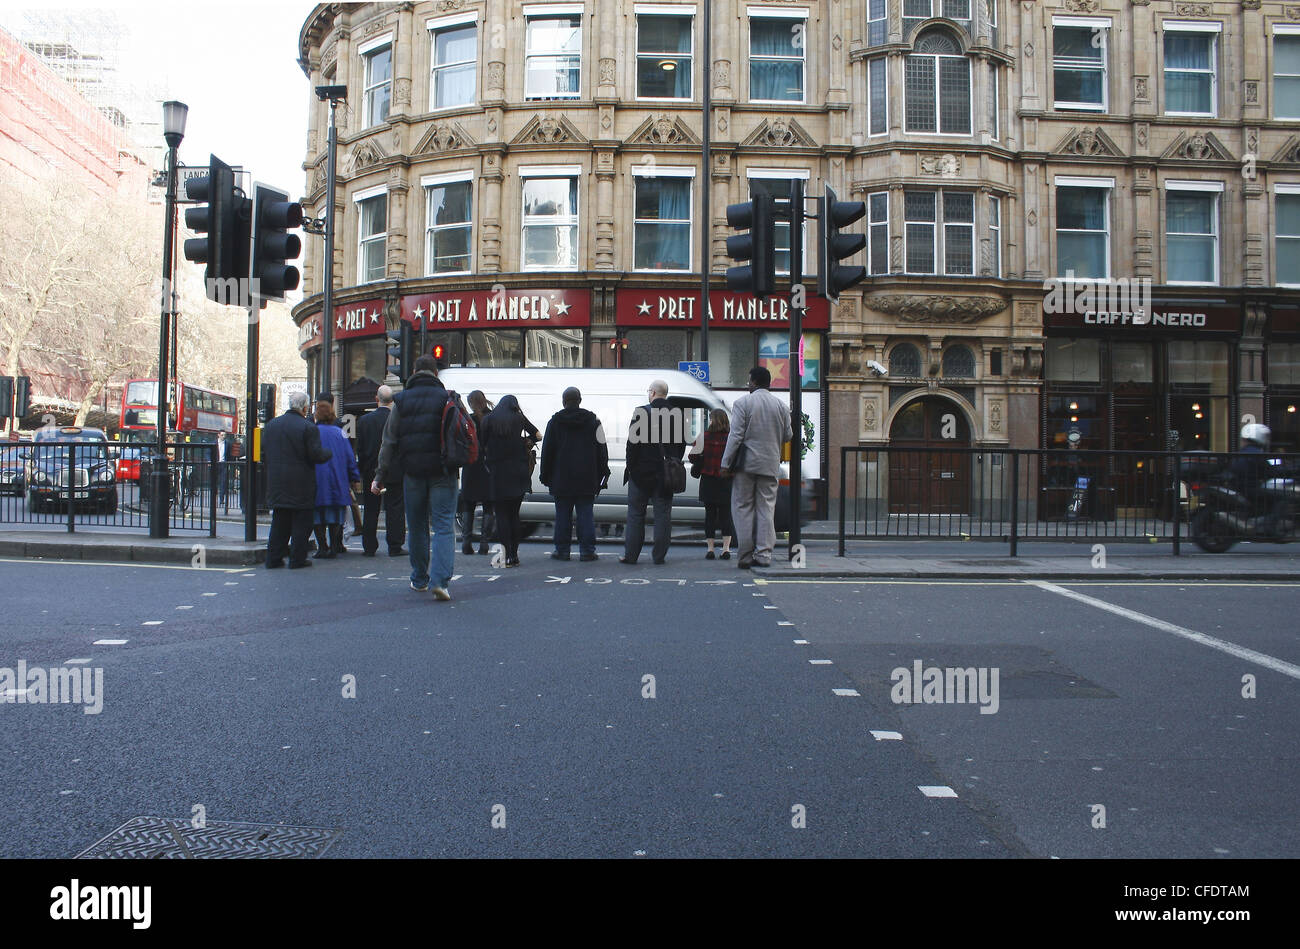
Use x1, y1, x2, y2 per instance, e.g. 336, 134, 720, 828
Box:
251, 182, 303, 305
386, 323, 413, 381
0, 377, 12, 418
13, 376, 30, 418
183, 155, 242, 297
817, 185, 867, 303
725, 190, 776, 299
431, 342, 446, 370
258, 383, 276, 424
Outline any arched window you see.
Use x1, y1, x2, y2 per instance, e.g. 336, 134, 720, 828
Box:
942, 345, 976, 377
905, 29, 971, 134
889, 343, 923, 377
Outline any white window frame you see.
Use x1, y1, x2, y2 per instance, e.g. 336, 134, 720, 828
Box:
524, 4, 584, 101
867, 190, 889, 276
868, 56, 888, 136
1277, 183, 1300, 288
360, 35, 394, 128
1054, 175, 1114, 281
1164, 180, 1222, 286
905, 44, 973, 136
635, 6, 697, 102
1274, 26, 1300, 120
746, 167, 811, 276
631, 165, 694, 273
989, 194, 1001, 278
1163, 21, 1221, 118
519, 164, 581, 272
353, 185, 389, 284
1052, 16, 1110, 113
905, 191, 977, 276
868, 0, 888, 47
989, 62, 999, 139
421, 170, 474, 277
427, 13, 478, 112
747, 7, 809, 106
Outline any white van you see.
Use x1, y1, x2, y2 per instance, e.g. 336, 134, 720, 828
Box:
438, 367, 727, 528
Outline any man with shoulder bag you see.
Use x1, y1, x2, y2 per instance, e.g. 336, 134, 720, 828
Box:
721, 366, 792, 569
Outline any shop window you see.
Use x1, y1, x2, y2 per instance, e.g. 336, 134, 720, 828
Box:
525, 328, 584, 368
1270, 343, 1300, 385
465, 330, 523, 367
1169, 340, 1229, 387
633, 173, 692, 272
1053, 19, 1108, 112
750, 12, 807, 103
1164, 26, 1217, 116
905, 30, 971, 135
889, 342, 923, 377
1045, 337, 1101, 382
1111, 341, 1153, 384
703, 331, 757, 389
637, 13, 692, 99
430, 22, 477, 110
345, 339, 386, 387
362, 40, 392, 126
525, 12, 582, 99
942, 345, 975, 378
1267, 393, 1300, 452
1278, 190, 1300, 287
424, 333, 465, 367
623, 329, 687, 369
1276, 31, 1300, 119
756, 332, 820, 390
1046, 394, 1103, 451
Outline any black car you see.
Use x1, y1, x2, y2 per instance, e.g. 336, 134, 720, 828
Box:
0, 444, 26, 497
24, 427, 118, 514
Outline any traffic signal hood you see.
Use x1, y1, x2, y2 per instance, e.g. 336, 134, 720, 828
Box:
258, 383, 276, 424
724, 192, 777, 300
818, 186, 868, 303
183, 155, 245, 299
386, 323, 414, 381
251, 183, 303, 305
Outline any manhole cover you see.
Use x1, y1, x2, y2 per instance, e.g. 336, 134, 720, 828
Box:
76, 817, 343, 859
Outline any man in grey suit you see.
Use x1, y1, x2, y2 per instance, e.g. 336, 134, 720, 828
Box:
721, 366, 793, 568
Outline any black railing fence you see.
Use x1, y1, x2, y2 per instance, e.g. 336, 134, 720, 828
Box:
837, 447, 1300, 557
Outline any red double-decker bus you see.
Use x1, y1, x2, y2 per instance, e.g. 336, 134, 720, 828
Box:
120, 379, 239, 442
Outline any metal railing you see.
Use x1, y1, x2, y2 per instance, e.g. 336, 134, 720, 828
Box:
837, 446, 1300, 557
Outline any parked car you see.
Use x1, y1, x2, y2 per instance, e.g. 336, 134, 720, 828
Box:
0, 444, 27, 496
24, 426, 118, 515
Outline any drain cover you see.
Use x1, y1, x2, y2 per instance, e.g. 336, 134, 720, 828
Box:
76, 817, 342, 859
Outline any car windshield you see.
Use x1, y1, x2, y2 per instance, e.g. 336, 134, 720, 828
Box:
38, 443, 107, 463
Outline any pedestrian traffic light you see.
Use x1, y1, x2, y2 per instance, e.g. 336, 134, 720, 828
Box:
258, 383, 276, 424
725, 191, 776, 299
817, 185, 867, 303
387, 323, 413, 381
432, 343, 446, 370
251, 183, 303, 305
183, 154, 241, 297
13, 376, 30, 418
0, 377, 12, 418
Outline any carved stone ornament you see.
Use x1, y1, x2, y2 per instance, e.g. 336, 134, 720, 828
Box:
1271, 136, 1300, 163
863, 294, 1008, 324
1063, 0, 1099, 10
1134, 76, 1148, 100
1245, 81, 1258, 104
1136, 123, 1149, 150
713, 60, 730, 89
919, 153, 961, 177
347, 137, 388, 173
1056, 126, 1122, 158
627, 114, 701, 146
832, 34, 842, 51
394, 78, 411, 107
1174, 2, 1211, 15
1247, 127, 1259, 155
360, 17, 389, 38
510, 113, 588, 146
1024, 40, 1034, 59
1163, 130, 1233, 161
1241, 0, 1262, 8
414, 121, 474, 154
988, 400, 1003, 433
435, 0, 465, 10
741, 116, 818, 148
718, 114, 728, 133
863, 398, 878, 432
1027, 209, 1037, 227
599, 58, 616, 85
1287, 4, 1300, 17
487, 62, 505, 91
487, 116, 497, 135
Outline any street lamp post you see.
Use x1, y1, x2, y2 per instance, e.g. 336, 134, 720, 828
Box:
315, 85, 347, 402
150, 100, 187, 539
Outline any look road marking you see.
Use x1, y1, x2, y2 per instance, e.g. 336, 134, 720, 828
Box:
1027, 579, 1300, 681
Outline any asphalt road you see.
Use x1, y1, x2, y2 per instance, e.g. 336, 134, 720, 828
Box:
0, 547, 1296, 858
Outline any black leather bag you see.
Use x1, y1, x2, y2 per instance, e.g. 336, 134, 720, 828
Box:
661, 447, 687, 494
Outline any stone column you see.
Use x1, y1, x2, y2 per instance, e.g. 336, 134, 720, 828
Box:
387, 171, 409, 279
484, 0, 507, 105
391, 3, 414, 121
480, 150, 505, 274
595, 149, 616, 271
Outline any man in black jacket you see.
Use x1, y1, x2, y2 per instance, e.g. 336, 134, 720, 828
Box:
621, 379, 687, 565
263, 390, 332, 569
540, 387, 609, 562
372, 355, 457, 600
356, 385, 406, 557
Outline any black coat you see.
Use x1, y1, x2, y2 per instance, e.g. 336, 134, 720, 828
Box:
356, 406, 399, 485
624, 398, 687, 498
459, 413, 491, 503
391, 372, 450, 478
263, 409, 332, 510
481, 401, 539, 501
540, 406, 610, 498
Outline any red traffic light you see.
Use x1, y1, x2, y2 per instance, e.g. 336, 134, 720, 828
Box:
432, 344, 444, 360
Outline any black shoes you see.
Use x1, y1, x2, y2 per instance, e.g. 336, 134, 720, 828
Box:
579, 553, 599, 562
288, 560, 313, 569
550, 552, 571, 561
389, 547, 405, 556
618, 557, 635, 565
705, 551, 716, 560
462, 543, 475, 555
720, 551, 731, 560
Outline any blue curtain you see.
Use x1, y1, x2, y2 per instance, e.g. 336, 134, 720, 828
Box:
642, 180, 690, 269
750, 20, 800, 100
1165, 34, 1212, 112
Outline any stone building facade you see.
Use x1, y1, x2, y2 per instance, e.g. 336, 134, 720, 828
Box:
293, 0, 1300, 513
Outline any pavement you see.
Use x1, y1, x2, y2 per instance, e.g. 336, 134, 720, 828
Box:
3, 516, 1299, 576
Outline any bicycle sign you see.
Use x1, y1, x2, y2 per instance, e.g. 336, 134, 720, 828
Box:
679, 361, 710, 384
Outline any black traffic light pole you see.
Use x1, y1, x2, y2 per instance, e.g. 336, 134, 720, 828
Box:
245, 287, 259, 543
788, 180, 804, 561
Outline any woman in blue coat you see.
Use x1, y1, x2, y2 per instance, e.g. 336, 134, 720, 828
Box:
312, 399, 361, 558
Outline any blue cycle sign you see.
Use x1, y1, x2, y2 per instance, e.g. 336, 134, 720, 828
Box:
679, 361, 709, 383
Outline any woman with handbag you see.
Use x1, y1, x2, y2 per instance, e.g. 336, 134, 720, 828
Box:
460, 390, 494, 555
480, 394, 539, 567
689, 408, 735, 560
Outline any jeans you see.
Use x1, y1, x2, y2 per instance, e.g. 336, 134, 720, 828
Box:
624, 479, 672, 563
405, 472, 458, 588
553, 496, 596, 557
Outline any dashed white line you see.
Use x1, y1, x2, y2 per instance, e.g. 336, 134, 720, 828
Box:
142, 621, 163, 626
870, 730, 904, 741
64, 659, 93, 665
92, 639, 128, 645
809, 659, 833, 665
793, 639, 809, 645
175, 605, 193, 610
777, 621, 795, 626
832, 688, 860, 697
762, 605, 778, 610
919, 786, 958, 798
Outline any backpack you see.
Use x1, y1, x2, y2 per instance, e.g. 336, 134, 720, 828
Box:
440, 390, 479, 470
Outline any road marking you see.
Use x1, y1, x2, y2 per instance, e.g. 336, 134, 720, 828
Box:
64, 659, 93, 665
762, 605, 778, 610
224, 582, 238, 586
870, 730, 903, 741
777, 621, 795, 626
0, 558, 244, 574
760, 578, 1025, 586
752, 593, 766, 597
202, 593, 217, 597
1027, 579, 1300, 681
93, 639, 128, 645
545, 576, 571, 584
1, 688, 32, 699
832, 688, 859, 696
143, 621, 163, 626
175, 606, 192, 610
919, 786, 958, 798
793, 639, 809, 645
809, 659, 833, 665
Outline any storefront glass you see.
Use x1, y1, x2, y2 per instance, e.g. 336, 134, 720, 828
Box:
623, 329, 687, 369
525, 328, 583, 367
1045, 337, 1101, 382
465, 330, 523, 367
345, 339, 386, 387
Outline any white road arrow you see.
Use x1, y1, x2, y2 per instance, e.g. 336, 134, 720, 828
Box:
545, 576, 571, 584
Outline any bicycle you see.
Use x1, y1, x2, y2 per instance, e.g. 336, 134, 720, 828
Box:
170, 463, 199, 514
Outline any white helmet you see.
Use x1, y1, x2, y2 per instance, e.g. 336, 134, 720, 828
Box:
1241, 423, 1271, 446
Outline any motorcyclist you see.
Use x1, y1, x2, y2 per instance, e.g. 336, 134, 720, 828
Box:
1230, 423, 1274, 519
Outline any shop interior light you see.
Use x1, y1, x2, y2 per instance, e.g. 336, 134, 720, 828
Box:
1289, 405, 1297, 414
659, 60, 676, 71
1191, 403, 1201, 411
1070, 416, 1078, 422
1194, 412, 1204, 420
1069, 401, 1078, 411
